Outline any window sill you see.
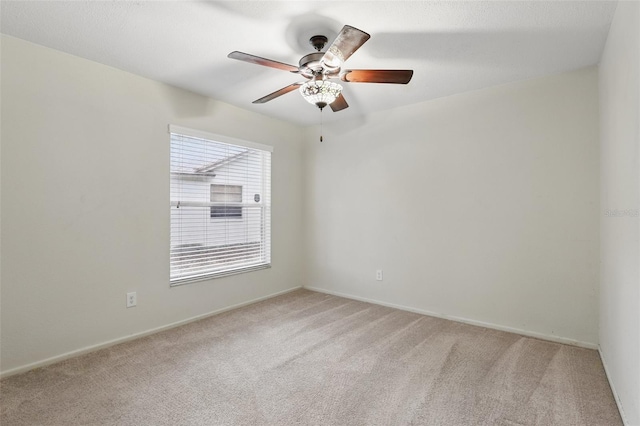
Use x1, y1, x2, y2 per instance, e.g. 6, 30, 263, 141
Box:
170, 263, 271, 287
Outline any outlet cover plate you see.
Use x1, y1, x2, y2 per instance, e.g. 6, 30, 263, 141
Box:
126, 292, 137, 308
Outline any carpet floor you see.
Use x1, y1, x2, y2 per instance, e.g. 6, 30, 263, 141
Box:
0, 289, 622, 425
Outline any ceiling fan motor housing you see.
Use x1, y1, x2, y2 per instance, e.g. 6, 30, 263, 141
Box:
299, 52, 330, 78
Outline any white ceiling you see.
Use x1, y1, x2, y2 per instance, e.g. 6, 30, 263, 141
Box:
0, 1, 617, 126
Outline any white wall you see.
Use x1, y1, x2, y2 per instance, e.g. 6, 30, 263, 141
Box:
304, 67, 600, 347
598, 1, 640, 424
0, 36, 304, 375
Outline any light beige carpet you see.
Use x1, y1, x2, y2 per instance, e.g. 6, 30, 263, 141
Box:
0, 289, 622, 425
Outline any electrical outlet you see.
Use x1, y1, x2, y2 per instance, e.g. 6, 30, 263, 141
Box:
376, 270, 383, 281
126, 292, 137, 308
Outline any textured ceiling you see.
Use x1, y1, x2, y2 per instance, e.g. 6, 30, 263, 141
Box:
0, 1, 617, 126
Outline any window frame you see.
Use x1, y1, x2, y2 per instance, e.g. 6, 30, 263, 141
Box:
169, 125, 273, 286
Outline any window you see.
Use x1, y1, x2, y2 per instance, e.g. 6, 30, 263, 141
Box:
170, 125, 272, 285
210, 184, 242, 218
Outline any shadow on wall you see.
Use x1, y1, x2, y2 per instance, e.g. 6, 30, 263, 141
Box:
158, 84, 216, 118
324, 114, 369, 138
158, 62, 277, 118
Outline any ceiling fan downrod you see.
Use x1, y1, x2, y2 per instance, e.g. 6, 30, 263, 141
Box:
309, 35, 328, 52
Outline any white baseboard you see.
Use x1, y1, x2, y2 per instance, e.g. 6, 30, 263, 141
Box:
598, 347, 629, 425
0, 286, 303, 379
304, 286, 598, 350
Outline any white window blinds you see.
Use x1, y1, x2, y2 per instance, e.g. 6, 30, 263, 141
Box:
170, 126, 272, 285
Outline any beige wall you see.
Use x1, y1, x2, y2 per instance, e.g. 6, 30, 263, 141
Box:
0, 32, 618, 387
304, 67, 600, 347
599, 1, 640, 424
0, 36, 305, 374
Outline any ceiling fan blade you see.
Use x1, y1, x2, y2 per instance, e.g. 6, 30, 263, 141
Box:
330, 93, 349, 112
341, 70, 414, 84
321, 25, 370, 69
228, 51, 299, 73
252, 83, 302, 104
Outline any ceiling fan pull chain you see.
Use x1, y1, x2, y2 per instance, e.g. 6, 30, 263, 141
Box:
320, 108, 323, 142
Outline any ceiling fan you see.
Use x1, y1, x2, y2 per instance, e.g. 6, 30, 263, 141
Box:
228, 25, 413, 112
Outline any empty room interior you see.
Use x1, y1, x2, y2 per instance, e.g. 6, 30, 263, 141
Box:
1, 1, 639, 425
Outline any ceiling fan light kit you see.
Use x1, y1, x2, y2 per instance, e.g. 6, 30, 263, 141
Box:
300, 79, 342, 110
228, 24, 414, 113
